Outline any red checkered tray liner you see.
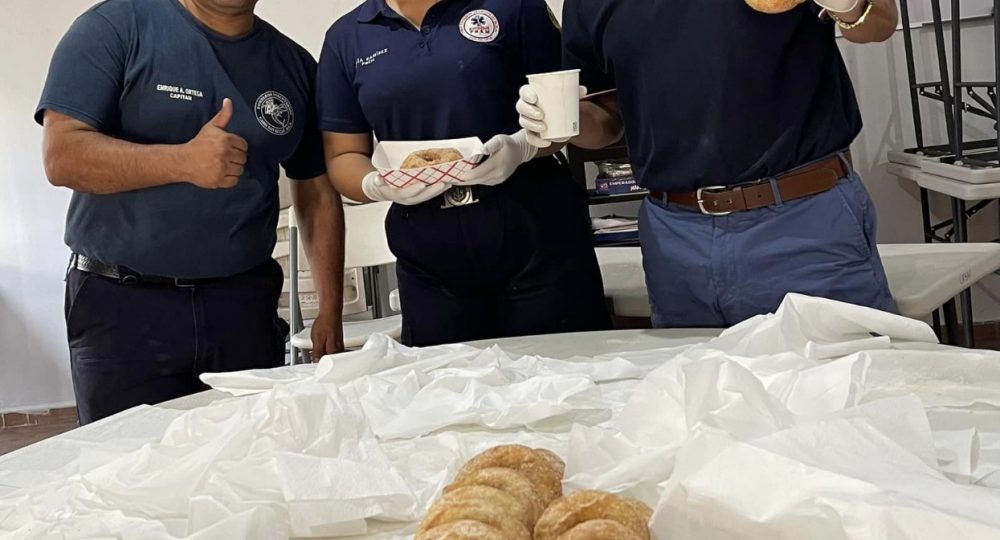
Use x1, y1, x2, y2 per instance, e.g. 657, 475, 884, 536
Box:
372, 137, 486, 188
378, 156, 485, 188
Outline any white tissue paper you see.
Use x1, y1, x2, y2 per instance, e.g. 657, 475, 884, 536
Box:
5, 294, 1000, 539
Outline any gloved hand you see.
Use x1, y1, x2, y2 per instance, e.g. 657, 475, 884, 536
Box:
814, 0, 859, 13
361, 171, 451, 205
461, 130, 538, 186
516, 85, 588, 149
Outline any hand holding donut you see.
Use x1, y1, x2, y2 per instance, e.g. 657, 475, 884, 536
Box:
745, 0, 859, 14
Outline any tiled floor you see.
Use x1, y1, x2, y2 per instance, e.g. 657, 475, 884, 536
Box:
0, 408, 79, 456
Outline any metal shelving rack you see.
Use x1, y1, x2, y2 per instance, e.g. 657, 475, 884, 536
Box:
897, 0, 1000, 347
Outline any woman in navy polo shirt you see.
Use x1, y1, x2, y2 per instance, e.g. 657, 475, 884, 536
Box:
317, 0, 610, 347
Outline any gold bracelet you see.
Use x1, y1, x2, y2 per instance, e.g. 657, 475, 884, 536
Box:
828, 0, 874, 30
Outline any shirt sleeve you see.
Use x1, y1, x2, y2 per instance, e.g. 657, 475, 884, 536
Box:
283, 65, 328, 181
316, 29, 372, 134
35, 9, 127, 132
519, 0, 563, 76
562, 0, 614, 93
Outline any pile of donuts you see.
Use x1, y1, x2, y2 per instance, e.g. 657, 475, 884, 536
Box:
416, 445, 652, 540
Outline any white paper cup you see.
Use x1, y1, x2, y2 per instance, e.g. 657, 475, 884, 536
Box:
527, 69, 581, 141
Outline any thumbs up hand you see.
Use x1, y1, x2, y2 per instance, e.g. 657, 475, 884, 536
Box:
182, 98, 249, 189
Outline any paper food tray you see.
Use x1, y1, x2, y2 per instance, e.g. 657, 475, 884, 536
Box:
372, 137, 485, 188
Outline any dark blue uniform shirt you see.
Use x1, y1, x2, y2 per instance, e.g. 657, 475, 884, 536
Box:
563, 1, 862, 191
36, 0, 325, 279
317, 0, 561, 142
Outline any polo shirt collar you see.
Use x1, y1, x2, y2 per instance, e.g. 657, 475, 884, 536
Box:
356, 0, 396, 23
356, 0, 467, 24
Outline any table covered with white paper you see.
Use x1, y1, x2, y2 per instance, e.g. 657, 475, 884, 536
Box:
3, 294, 1000, 539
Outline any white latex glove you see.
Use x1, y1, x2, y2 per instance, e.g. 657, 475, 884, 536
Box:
814, 0, 859, 13
517, 85, 588, 148
461, 130, 538, 186
361, 171, 451, 205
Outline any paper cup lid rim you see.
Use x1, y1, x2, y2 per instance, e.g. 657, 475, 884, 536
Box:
527, 69, 581, 80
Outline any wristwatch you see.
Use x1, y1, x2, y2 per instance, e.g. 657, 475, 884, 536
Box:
827, 0, 874, 30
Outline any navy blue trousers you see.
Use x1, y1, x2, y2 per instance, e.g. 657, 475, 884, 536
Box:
387, 158, 611, 347
639, 172, 896, 328
65, 259, 287, 424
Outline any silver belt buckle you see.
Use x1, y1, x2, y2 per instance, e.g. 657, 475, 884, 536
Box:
696, 185, 734, 216
441, 186, 479, 209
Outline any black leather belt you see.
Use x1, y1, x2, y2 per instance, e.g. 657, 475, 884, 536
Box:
69, 254, 210, 288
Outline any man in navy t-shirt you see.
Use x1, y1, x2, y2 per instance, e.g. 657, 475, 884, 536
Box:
37, 0, 346, 424
519, 0, 900, 327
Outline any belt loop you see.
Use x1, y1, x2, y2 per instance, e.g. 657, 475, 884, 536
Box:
768, 177, 783, 207
837, 151, 854, 177
660, 192, 670, 208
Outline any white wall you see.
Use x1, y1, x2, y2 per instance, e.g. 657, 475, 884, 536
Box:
0, 1, 997, 411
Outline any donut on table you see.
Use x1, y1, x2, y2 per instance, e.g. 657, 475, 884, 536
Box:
400, 148, 464, 169
416, 445, 568, 539
454, 445, 564, 507
534, 490, 652, 540
559, 519, 643, 540
417, 491, 531, 540
417, 520, 508, 540
443, 467, 546, 525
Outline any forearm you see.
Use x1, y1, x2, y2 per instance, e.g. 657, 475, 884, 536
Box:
839, 0, 898, 43
328, 152, 377, 203
43, 114, 190, 194
292, 176, 346, 318
571, 101, 624, 150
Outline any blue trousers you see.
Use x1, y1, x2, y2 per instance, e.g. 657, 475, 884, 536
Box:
639, 172, 896, 328
65, 259, 288, 424
387, 158, 611, 347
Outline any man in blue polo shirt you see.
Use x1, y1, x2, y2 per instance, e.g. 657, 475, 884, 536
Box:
37, 0, 346, 424
519, 0, 899, 327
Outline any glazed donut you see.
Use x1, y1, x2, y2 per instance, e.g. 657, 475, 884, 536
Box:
745, 0, 805, 13
455, 445, 564, 506
418, 486, 532, 539
443, 467, 545, 525
534, 491, 651, 540
558, 519, 643, 540
400, 148, 464, 169
416, 520, 508, 540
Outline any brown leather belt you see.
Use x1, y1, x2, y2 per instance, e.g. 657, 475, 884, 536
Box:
649, 155, 851, 215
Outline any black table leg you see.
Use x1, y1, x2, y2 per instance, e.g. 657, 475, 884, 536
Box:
920, 188, 944, 339
943, 298, 960, 346
952, 197, 976, 348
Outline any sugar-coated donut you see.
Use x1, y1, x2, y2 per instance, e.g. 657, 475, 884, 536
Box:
745, 0, 805, 13
455, 445, 564, 506
535, 448, 567, 478
443, 467, 545, 525
623, 497, 653, 524
558, 519, 643, 540
534, 491, 651, 540
416, 520, 508, 540
418, 486, 532, 540
400, 148, 464, 169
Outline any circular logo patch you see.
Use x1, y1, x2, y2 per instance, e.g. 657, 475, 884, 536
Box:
254, 91, 294, 136
460, 10, 500, 43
